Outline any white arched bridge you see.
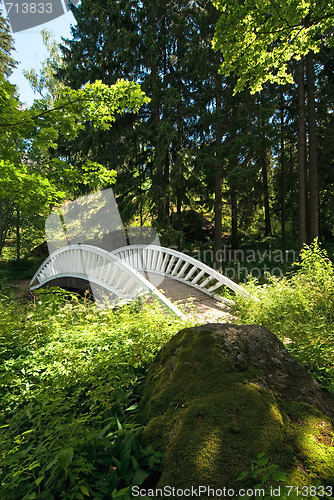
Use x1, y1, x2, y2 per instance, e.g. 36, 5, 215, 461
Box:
30, 244, 255, 320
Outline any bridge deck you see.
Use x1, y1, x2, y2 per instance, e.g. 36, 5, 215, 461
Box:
155, 276, 234, 323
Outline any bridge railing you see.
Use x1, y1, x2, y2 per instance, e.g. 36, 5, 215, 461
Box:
111, 245, 255, 303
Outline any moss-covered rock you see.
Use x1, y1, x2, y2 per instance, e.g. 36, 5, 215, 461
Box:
139, 324, 334, 497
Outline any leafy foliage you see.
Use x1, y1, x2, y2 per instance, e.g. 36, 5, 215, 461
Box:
0, 159, 64, 257
0, 291, 189, 499
233, 240, 334, 392
23, 29, 65, 105
0, 74, 149, 258
212, 0, 334, 93
237, 452, 287, 500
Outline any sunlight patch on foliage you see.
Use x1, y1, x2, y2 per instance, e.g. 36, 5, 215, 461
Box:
0, 291, 189, 499
233, 240, 334, 392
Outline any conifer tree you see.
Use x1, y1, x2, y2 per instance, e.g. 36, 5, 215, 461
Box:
0, 9, 16, 77
59, 0, 225, 241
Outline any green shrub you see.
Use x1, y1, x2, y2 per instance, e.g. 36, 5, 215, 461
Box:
233, 239, 334, 393
0, 290, 190, 499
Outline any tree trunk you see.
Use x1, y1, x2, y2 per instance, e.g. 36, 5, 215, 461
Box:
231, 189, 238, 249
0, 202, 4, 255
259, 103, 271, 237
262, 150, 272, 237
306, 52, 319, 243
213, 71, 223, 270
151, 58, 164, 227
213, 169, 223, 269
164, 151, 170, 218
297, 58, 307, 249
290, 146, 296, 236
16, 207, 20, 262
175, 153, 182, 231
149, 9, 165, 228
280, 91, 286, 253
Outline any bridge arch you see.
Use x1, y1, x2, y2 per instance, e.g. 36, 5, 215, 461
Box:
30, 244, 256, 319
30, 244, 187, 319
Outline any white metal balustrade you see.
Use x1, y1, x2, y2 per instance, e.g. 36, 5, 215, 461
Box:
112, 245, 255, 304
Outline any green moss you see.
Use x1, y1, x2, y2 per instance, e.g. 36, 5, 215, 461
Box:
139, 327, 334, 496
281, 402, 334, 485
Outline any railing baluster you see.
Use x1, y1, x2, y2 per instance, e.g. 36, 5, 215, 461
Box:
166, 255, 176, 274
160, 252, 169, 273
198, 275, 211, 288
177, 261, 190, 278
156, 251, 164, 272
207, 281, 222, 293
185, 265, 197, 281
171, 258, 183, 276
191, 269, 205, 284
122, 276, 135, 294
114, 269, 126, 290
107, 265, 118, 285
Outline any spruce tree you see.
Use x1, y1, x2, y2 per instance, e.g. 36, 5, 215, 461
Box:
59, 0, 223, 239
0, 9, 16, 77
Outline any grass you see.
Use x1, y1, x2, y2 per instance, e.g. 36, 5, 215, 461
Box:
0, 289, 191, 499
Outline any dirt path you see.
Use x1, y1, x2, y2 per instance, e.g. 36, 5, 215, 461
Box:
6, 279, 32, 298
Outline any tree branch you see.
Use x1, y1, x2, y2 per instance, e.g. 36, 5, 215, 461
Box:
0, 96, 84, 128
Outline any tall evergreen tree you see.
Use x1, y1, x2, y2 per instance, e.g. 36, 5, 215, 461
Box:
0, 9, 16, 77
59, 0, 224, 240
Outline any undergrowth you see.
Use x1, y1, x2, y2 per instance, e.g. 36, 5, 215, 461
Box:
233, 239, 334, 394
2, 239, 334, 498
0, 290, 190, 499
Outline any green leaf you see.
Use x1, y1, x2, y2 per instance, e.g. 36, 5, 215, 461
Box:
112, 457, 121, 469
112, 487, 130, 499
272, 471, 287, 482
57, 447, 74, 470
132, 469, 149, 486
125, 404, 138, 412
35, 475, 44, 486
28, 461, 40, 470
257, 457, 269, 466
237, 470, 249, 481
79, 485, 90, 496
116, 416, 123, 431
130, 455, 140, 471
23, 493, 37, 500
45, 456, 58, 471
119, 449, 130, 476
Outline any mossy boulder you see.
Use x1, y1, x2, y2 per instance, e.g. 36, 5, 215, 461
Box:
139, 324, 334, 496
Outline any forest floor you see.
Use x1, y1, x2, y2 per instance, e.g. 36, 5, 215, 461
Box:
6, 279, 31, 298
